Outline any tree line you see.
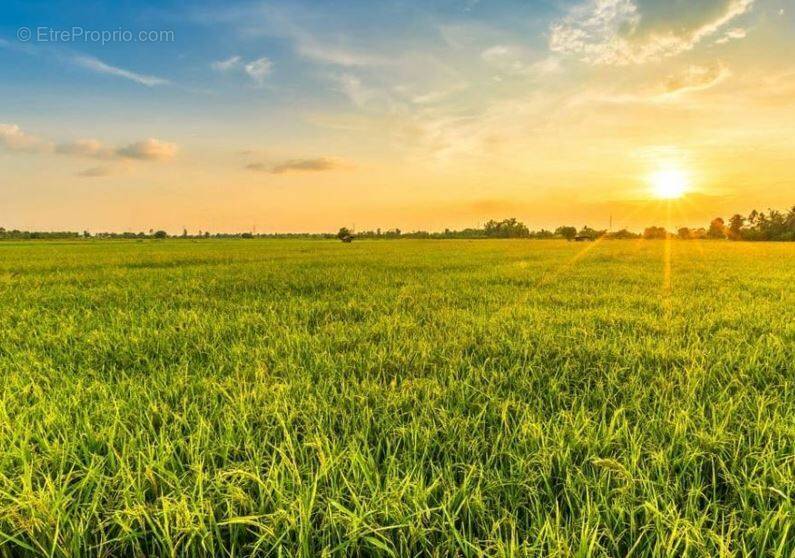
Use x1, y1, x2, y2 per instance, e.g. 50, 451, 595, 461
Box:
346, 207, 795, 241
2, 206, 792, 241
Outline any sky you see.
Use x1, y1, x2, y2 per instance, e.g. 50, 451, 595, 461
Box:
1, 0, 793, 233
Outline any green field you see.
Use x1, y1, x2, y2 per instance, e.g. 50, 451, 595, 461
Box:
1, 239, 793, 557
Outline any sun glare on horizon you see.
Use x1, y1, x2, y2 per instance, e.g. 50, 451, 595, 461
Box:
650, 168, 689, 199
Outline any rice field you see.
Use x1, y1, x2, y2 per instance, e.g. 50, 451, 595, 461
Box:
0, 239, 793, 557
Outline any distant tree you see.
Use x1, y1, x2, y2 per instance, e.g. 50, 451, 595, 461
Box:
643, 226, 667, 240
786, 206, 795, 240
555, 226, 577, 241
241, 232, 254, 239
747, 209, 759, 228
182, 228, 188, 238
484, 218, 530, 238
740, 207, 795, 241
728, 214, 745, 240
677, 227, 692, 240
577, 226, 605, 240
337, 227, 354, 242
707, 217, 726, 239
153, 230, 168, 239
608, 228, 640, 239
83, 230, 91, 238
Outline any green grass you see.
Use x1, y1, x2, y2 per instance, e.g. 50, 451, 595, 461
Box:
0, 239, 793, 557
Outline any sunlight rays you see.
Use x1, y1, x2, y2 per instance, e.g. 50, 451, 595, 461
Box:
537, 235, 606, 287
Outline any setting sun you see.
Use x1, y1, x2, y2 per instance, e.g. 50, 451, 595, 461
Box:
650, 169, 688, 199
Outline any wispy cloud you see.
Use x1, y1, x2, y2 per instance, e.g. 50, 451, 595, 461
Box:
550, 0, 755, 64
211, 55, 243, 71
661, 63, 731, 97
56, 139, 116, 159
0, 39, 168, 87
410, 83, 468, 105
333, 74, 378, 107
481, 45, 561, 76
77, 166, 115, 178
715, 27, 747, 44
72, 55, 169, 86
247, 156, 352, 174
211, 55, 272, 84
196, 3, 387, 68
292, 32, 387, 67
244, 57, 273, 84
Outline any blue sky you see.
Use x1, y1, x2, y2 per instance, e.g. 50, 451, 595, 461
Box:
1, 0, 793, 232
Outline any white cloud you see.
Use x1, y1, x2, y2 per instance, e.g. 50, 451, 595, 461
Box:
211, 55, 243, 71
334, 74, 378, 107
411, 83, 468, 105
212, 55, 273, 84
661, 63, 731, 96
482, 45, 562, 76
56, 139, 115, 159
117, 139, 178, 161
58, 138, 177, 161
715, 27, 747, 44
549, 0, 640, 64
244, 57, 273, 84
550, 0, 755, 64
72, 55, 169, 86
2, 124, 178, 166
293, 35, 387, 67
0, 123, 52, 153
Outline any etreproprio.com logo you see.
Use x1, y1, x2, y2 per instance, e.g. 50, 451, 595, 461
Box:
17, 26, 175, 45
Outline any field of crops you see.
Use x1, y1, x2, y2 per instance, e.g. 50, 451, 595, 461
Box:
0, 239, 793, 556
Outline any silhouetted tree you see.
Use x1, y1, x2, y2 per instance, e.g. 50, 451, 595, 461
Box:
337, 227, 354, 242
555, 226, 577, 240
577, 226, 605, 240
677, 227, 691, 240
608, 229, 640, 239
484, 218, 530, 238
728, 214, 745, 240
707, 218, 726, 239
643, 226, 667, 240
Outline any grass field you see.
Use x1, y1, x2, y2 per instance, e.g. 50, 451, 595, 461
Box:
0, 239, 793, 557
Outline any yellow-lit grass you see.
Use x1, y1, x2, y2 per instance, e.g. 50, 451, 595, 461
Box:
0, 238, 792, 557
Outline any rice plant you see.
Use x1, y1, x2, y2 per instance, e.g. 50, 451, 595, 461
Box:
0, 239, 792, 557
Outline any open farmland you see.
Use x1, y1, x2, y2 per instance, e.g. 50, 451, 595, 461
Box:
0, 239, 793, 556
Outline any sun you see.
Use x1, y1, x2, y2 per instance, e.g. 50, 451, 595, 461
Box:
650, 168, 688, 199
